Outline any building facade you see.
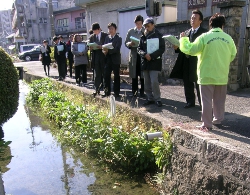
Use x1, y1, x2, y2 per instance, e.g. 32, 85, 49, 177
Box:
11, 0, 53, 47
177, 0, 229, 21
0, 9, 12, 50
53, 7, 87, 40
75, 0, 177, 65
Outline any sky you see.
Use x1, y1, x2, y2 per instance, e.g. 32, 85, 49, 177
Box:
0, 0, 14, 10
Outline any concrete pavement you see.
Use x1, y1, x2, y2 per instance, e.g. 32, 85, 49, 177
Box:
16, 61, 250, 156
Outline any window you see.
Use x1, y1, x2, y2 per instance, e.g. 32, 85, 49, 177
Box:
57, 18, 69, 27
75, 17, 86, 29
39, 18, 47, 23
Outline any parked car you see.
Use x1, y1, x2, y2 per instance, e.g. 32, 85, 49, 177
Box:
19, 44, 40, 53
18, 46, 41, 61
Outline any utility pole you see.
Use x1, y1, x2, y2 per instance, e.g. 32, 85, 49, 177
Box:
48, 0, 55, 44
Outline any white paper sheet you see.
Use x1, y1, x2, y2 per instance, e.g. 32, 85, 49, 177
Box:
87, 42, 99, 50
130, 36, 140, 47
102, 43, 114, 49
57, 45, 64, 52
78, 43, 86, 52
162, 35, 180, 47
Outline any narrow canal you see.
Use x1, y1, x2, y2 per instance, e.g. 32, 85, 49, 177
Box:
1, 81, 158, 195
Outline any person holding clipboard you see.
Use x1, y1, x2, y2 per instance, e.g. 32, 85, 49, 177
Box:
53, 36, 67, 81
40, 40, 51, 76
125, 15, 145, 97
71, 34, 88, 86
137, 18, 165, 107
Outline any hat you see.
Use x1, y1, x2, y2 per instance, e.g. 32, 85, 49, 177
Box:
143, 18, 154, 26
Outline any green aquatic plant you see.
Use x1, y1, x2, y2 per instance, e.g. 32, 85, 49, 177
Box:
27, 78, 172, 173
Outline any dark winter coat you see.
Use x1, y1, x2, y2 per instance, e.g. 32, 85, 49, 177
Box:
41, 45, 51, 65
170, 26, 207, 82
137, 28, 165, 71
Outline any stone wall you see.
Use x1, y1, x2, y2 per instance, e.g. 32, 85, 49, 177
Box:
163, 128, 250, 195
157, 1, 246, 90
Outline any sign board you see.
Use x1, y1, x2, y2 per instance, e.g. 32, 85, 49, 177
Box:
212, 0, 228, 6
188, 0, 229, 9
188, 0, 207, 9
14, 37, 25, 43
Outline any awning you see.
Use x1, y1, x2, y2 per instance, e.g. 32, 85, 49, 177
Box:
6, 33, 15, 39
8, 45, 16, 50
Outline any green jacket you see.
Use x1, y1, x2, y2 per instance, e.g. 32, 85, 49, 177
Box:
180, 28, 237, 85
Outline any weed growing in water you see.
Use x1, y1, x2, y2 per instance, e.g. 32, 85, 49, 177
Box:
27, 78, 172, 174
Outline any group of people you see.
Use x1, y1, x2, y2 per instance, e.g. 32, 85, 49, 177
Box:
40, 9, 237, 131
40, 34, 87, 84
89, 16, 165, 105
178, 10, 236, 130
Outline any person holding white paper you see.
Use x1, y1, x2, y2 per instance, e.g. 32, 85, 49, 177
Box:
53, 36, 67, 81
125, 15, 145, 97
137, 18, 165, 107
66, 34, 74, 78
102, 22, 122, 98
170, 10, 207, 109
71, 34, 88, 86
40, 40, 51, 76
88, 23, 108, 97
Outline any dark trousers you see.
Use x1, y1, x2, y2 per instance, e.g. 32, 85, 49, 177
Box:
57, 60, 66, 80
94, 62, 104, 93
183, 80, 201, 106
75, 64, 87, 84
43, 64, 50, 75
68, 57, 74, 77
132, 54, 144, 95
104, 62, 120, 95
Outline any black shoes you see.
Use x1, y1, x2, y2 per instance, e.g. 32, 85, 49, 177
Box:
101, 93, 110, 98
92, 91, 100, 97
184, 103, 195, 108
156, 101, 162, 107
114, 94, 121, 98
143, 100, 155, 106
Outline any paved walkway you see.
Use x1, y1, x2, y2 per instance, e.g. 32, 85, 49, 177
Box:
16, 61, 250, 155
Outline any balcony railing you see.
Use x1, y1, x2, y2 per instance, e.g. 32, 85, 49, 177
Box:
55, 27, 69, 33
70, 27, 87, 33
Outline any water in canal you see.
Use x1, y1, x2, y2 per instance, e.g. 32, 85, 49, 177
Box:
1, 81, 158, 195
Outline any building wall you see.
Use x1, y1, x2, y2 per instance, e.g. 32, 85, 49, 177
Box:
85, 0, 146, 35
82, 0, 177, 65
54, 9, 87, 37
177, 0, 223, 21
0, 10, 12, 35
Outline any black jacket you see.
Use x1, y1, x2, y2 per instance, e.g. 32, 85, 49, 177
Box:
54, 41, 67, 63
104, 34, 122, 65
137, 28, 165, 71
89, 31, 108, 66
170, 26, 207, 82
41, 45, 51, 65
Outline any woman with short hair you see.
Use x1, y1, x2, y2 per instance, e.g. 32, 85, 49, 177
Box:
71, 34, 88, 86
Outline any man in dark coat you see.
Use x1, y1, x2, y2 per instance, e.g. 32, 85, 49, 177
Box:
102, 22, 122, 98
89, 23, 108, 97
170, 9, 207, 108
137, 18, 165, 107
66, 34, 74, 78
53, 36, 67, 81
